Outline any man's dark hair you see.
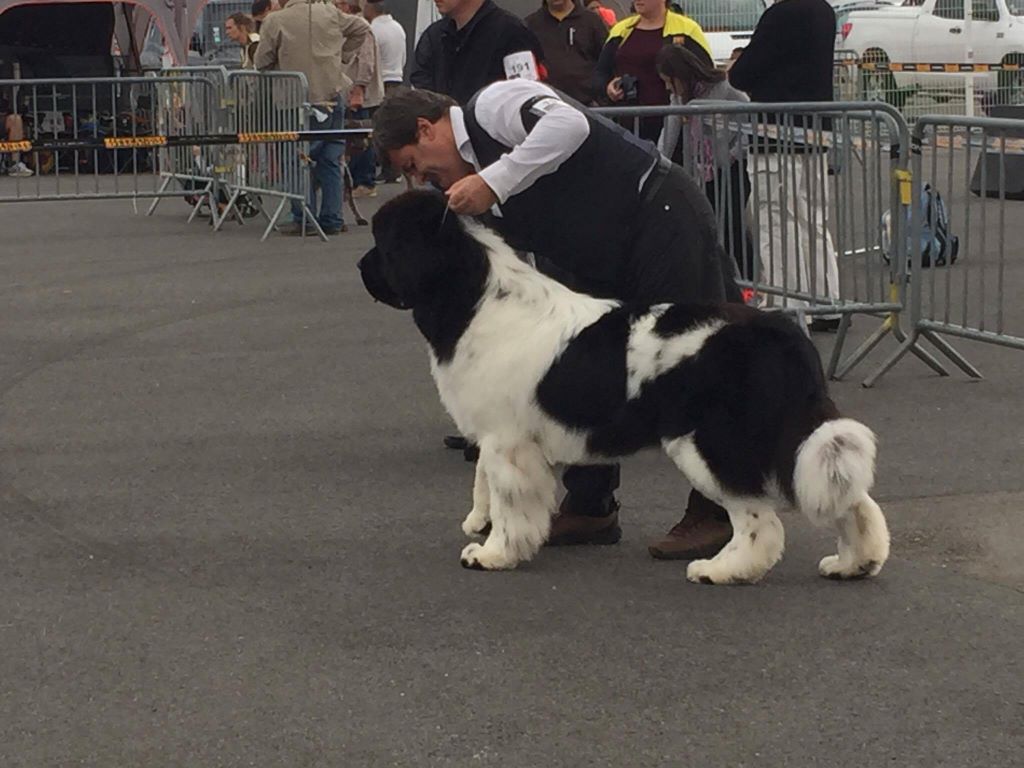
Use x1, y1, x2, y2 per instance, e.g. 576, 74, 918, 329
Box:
228, 12, 255, 32
373, 88, 458, 153
251, 0, 271, 17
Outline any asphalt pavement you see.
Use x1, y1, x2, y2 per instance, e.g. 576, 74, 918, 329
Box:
1, 184, 1022, 767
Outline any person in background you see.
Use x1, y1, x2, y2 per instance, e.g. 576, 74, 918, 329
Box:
337, 0, 385, 198
250, 0, 276, 32
254, 0, 370, 236
363, 0, 406, 184
525, 0, 607, 104
656, 44, 753, 279
1, 97, 33, 177
225, 12, 260, 70
586, 0, 617, 28
728, 0, 841, 332
410, 0, 545, 106
727, 46, 744, 70
595, 0, 712, 143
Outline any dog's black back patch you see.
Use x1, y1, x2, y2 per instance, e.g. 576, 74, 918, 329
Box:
535, 308, 632, 431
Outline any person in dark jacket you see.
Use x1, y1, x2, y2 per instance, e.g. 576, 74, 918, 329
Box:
524, 0, 607, 104
728, 0, 842, 333
410, 0, 545, 106
373, 82, 742, 560
728, 0, 834, 104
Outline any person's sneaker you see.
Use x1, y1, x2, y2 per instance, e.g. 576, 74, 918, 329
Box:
648, 511, 732, 560
321, 224, 349, 235
352, 185, 377, 198
8, 161, 33, 178
546, 497, 622, 546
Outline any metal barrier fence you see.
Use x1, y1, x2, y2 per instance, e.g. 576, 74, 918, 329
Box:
0, 70, 368, 241
864, 114, 1024, 386
596, 101, 931, 383
0, 75, 221, 204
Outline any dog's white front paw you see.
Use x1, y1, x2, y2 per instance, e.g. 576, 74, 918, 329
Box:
686, 558, 758, 586
460, 542, 516, 571
461, 507, 490, 537
818, 554, 883, 580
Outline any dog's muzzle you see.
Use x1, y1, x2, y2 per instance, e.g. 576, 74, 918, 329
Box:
358, 247, 410, 310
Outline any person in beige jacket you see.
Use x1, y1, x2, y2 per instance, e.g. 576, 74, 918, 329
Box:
254, 0, 370, 234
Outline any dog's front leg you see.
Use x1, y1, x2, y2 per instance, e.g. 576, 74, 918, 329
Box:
460, 441, 555, 571
461, 457, 491, 537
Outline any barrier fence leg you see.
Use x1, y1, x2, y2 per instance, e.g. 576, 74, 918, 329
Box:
186, 182, 212, 223
262, 197, 288, 242
831, 314, 896, 381
146, 175, 173, 216
894, 323, 949, 377
213, 187, 242, 232
920, 329, 984, 380
859, 323, 951, 388
825, 313, 854, 380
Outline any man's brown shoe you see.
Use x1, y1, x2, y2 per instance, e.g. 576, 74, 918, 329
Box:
546, 501, 622, 546
648, 511, 733, 560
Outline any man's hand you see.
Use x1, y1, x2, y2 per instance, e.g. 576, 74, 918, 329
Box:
445, 175, 498, 216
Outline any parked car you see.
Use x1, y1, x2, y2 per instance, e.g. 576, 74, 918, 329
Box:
840, 0, 1024, 105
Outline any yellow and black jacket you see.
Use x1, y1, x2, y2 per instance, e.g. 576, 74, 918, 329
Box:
593, 11, 713, 97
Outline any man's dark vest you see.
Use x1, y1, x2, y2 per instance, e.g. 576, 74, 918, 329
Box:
462, 89, 661, 293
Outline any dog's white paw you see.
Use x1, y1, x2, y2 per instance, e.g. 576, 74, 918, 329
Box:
461, 507, 490, 537
686, 559, 759, 586
818, 554, 884, 580
460, 542, 516, 571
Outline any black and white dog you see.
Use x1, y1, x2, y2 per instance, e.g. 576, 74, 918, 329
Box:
358, 191, 889, 585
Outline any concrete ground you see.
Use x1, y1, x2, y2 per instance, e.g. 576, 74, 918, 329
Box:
1, 184, 1023, 767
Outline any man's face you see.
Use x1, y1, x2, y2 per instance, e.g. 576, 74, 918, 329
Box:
225, 19, 245, 44
387, 118, 472, 190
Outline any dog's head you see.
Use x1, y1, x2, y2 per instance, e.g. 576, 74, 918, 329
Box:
358, 190, 465, 310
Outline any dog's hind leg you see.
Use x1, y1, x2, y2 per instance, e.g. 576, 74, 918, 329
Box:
685, 500, 785, 585
460, 441, 556, 571
818, 493, 890, 580
664, 436, 785, 585
461, 458, 491, 537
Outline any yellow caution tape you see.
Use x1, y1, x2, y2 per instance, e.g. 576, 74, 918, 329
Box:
0, 140, 32, 152
238, 132, 299, 143
103, 136, 168, 149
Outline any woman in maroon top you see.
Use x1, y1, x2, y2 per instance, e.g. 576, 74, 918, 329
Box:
594, 0, 714, 143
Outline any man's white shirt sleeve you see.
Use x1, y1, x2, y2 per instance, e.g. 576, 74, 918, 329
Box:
473, 80, 590, 205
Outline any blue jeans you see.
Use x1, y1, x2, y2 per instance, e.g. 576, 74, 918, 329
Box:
292, 101, 345, 229
347, 107, 376, 189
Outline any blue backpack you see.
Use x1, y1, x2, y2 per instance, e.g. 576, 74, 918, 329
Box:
881, 183, 959, 268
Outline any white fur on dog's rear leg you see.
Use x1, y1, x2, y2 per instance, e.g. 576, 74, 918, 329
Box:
462, 459, 491, 537
819, 493, 890, 579
686, 502, 785, 585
